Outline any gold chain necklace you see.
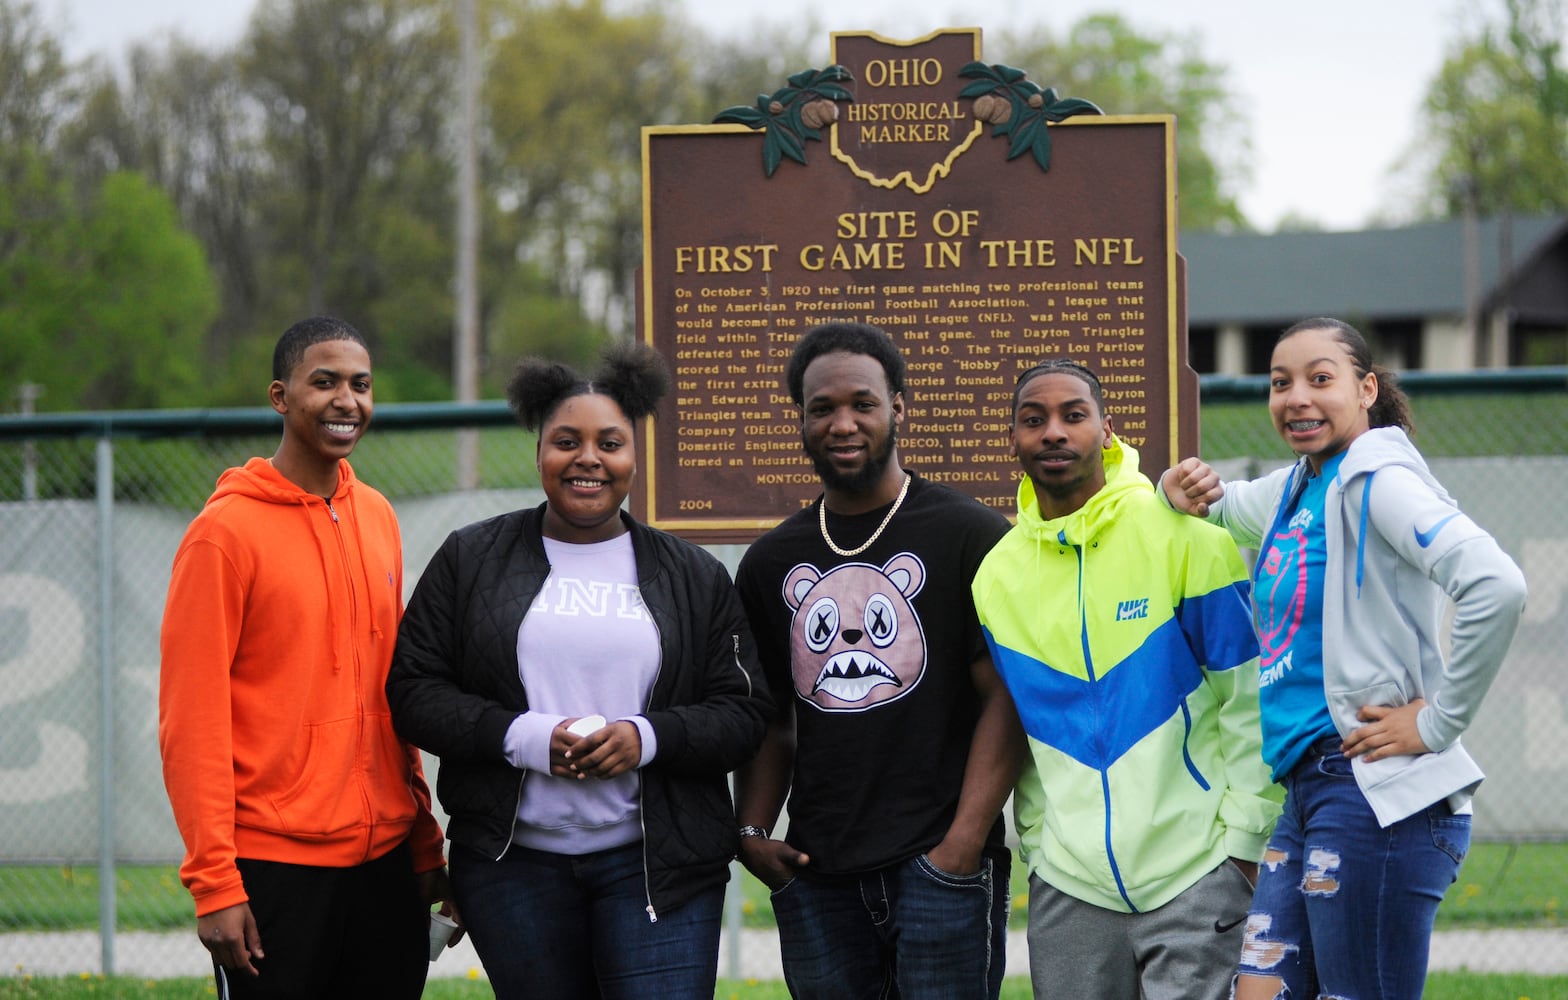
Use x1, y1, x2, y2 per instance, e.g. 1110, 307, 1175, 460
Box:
818, 472, 911, 558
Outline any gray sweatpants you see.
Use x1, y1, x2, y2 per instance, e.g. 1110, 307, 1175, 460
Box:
1026, 859, 1253, 1000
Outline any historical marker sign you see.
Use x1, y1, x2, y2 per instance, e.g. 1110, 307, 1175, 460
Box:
635, 28, 1197, 542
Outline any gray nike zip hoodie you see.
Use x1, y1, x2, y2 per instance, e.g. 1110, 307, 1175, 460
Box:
1202, 427, 1527, 826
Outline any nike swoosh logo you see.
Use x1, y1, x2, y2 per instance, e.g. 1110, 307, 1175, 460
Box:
1215, 916, 1246, 933
1414, 513, 1460, 548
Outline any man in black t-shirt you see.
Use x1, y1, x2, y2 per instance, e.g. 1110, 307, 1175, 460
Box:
735, 322, 1023, 999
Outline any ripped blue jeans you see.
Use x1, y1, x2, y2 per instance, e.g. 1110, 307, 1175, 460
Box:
1235, 737, 1470, 999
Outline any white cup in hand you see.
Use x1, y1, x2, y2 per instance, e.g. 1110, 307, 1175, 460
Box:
428, 911, 459, 961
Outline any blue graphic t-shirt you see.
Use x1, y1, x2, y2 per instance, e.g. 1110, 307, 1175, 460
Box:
1253, 452, 1343, 778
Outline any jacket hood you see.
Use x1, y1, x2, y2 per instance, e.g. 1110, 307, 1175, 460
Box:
1014, 435, 1153, 546
1330, 426, 1457, 602
1337, 426, 1454, 504
209, 455, 358, 505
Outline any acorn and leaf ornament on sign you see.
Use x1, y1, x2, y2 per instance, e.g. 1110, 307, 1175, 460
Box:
715, 61, 1101, 176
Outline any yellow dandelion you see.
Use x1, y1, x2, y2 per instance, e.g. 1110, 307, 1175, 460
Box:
468, 967, 481, 979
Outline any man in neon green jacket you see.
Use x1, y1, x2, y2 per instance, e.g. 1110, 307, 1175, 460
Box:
972, 359, 1281, 999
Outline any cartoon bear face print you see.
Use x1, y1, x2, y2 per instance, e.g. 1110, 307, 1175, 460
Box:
782, 553, 928, 712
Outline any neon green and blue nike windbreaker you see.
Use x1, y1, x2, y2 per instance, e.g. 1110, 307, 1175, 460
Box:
973, 438, 1282, 913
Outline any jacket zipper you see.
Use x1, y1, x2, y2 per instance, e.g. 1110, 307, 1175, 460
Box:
638, 572, 665, 923
495, 565, 552, 861
325, 495, 373, 851
495, 770, 526, 862
1068, 532, 1137, 913
730, 633, 750, 697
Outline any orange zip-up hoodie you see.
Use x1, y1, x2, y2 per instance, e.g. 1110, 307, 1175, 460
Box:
158, 457, 444, 917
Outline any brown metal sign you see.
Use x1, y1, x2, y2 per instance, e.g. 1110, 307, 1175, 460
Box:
635, 28, 1196, 542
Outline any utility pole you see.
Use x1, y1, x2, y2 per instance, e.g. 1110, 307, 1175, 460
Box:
454, 0, 481, 488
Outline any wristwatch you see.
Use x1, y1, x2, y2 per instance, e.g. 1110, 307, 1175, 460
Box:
737, 825, 770, 839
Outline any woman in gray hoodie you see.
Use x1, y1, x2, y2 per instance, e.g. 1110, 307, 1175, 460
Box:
1160, 317, 1527, 1000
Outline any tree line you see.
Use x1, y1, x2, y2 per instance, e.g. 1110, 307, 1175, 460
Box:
2, 0, 1563, 412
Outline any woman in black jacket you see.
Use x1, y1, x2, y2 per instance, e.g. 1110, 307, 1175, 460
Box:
387, 342, 771, 998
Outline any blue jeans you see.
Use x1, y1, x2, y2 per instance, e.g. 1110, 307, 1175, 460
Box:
770, 850, 1009, 999
1237, 738, 1470, 999
448, 841, 723, 999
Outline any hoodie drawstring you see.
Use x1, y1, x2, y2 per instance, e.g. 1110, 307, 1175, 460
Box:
1354, 471, 1374, 598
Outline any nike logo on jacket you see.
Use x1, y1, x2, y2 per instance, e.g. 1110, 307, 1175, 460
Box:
1414, 513, 1460, 548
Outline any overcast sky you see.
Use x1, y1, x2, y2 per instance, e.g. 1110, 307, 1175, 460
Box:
42, 0, 1477, 232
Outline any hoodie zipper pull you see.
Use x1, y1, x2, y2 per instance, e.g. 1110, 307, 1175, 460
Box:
326, 499, 339, 523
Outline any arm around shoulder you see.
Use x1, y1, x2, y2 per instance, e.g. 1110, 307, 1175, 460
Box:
1159, 457, 1224, 518
1191, 463, 1292, 549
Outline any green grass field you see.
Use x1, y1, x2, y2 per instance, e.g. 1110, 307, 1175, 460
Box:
1, 843, 1564, 997
3, 841, 1564, 934
5, 844, 1549, 994
1439, 841, 1568, 927
736, 840, 1568, 931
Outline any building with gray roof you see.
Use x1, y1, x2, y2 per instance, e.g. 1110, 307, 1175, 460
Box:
1180, 214, 1568, 373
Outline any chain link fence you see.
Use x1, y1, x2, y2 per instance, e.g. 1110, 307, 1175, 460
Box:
1, 373, 1565, 984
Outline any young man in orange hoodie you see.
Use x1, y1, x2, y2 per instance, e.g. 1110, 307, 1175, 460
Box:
158, 316, 454, 998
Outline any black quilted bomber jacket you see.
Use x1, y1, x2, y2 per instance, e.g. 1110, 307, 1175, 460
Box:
387, 504, 773, 917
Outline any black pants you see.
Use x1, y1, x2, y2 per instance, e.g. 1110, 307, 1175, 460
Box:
217, 839, 428, 1000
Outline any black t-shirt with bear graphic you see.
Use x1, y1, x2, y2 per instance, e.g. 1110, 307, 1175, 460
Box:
737, 472, 1011, 873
